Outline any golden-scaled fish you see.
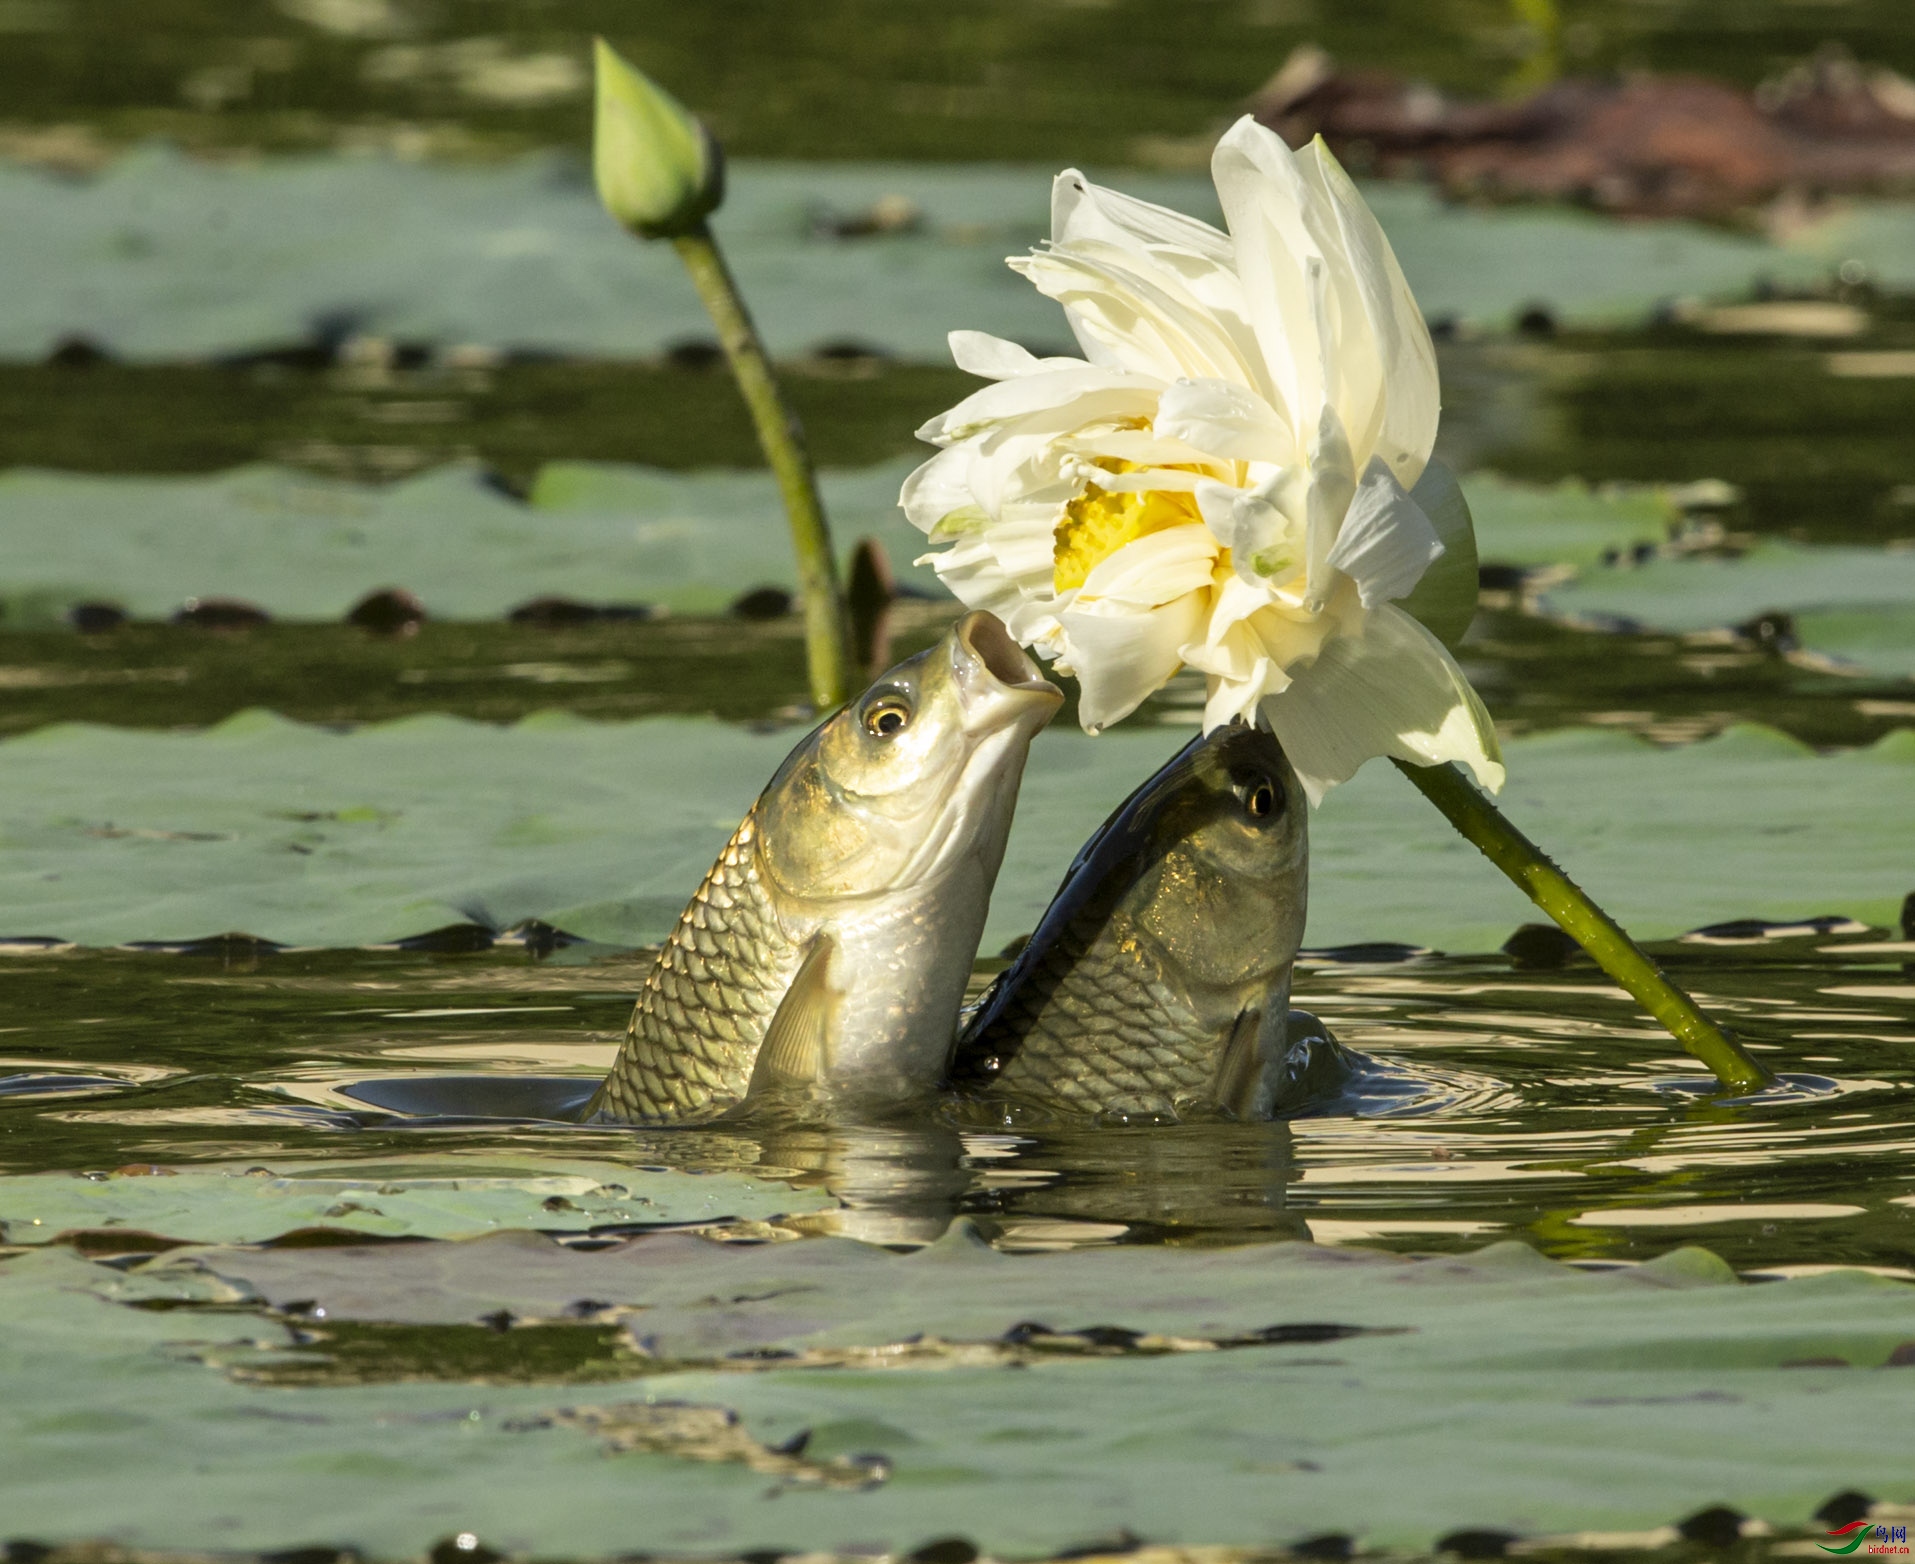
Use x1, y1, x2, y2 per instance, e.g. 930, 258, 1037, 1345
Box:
588, 611, 1062, 1124
948, 723, 1346, 1123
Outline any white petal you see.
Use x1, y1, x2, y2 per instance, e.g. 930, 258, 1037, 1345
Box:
964, 422, 1073, 518
1090, 464, 1207, 495
1060, 425, 1223, 472
1301, 401, 1357, 612
1211, 116, 1335, 444
1289, 143, 1386, 470
1198, 573, 1337, 669
1203, 660, 1275, 731
1201, 568, 1284, 641
1395, 457, 1480, 649
978, 507, 1061, 591
1143, 243, 1262, 352
915, 363, 1158, 444
1001, 596, 1067, 654
919, 532, 1022, 621
1195, 473, 1306, 588
1078, 524, 1218, 607
1051, 169, 1235, 264
1181, 617, 1288, 732
1326, 455, 1444, 608
899, 442, 978, 534
1304, 137, 1440, 485
1259, 601, 1504, 803
947, 330, 1081, 381
1011, 243, 1260, 386
1038, 172, 1273, 403
1058, 592, 1209, 733
1154, 377, 1292, 464
1034, 174, 1271, 402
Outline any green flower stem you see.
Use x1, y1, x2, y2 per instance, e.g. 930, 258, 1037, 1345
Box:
1393, 758, 1772, 1095
671, 225, 852, 710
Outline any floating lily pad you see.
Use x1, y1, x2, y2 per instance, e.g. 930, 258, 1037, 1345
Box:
0, 715, 1907, 952
1793, 606, 1915, 681
1787, 200, 1915, 297
0, 458, 1711, 626
528, 458, 944, 604
2, 1236, 1913, 1557
151, 1221, 1745, 1350
1314, 724, 1915, 951
0, 1157, 830, 1247
0, 149, 1877, 368
1544, 542, 1915, 679
1462, 473, 1676, 569
0, 458, 936, 623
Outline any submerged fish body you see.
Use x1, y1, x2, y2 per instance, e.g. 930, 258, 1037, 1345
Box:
588, 611, 1062, 1125
950, 723, 1337, 1122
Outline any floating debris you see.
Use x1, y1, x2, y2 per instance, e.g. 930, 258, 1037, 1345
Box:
515, 1400, 890, 1487
345, 587, 428, 637
66, 602, 125, 633
809, 192, 923, 239
1502, 923, 1584, 970
505, 596, 655, 627
172, 597, 271, 631
1255, 42, 1915, 221
728, 584, 793, 620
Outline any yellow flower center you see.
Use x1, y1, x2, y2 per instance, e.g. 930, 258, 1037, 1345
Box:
1052, 480, 1203, 594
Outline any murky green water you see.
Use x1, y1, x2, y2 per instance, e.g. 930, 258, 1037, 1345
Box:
4, 933, 1911, 1273
7, 0, 1915, 164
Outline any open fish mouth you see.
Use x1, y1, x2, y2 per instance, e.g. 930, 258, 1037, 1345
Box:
951, 611, 1062, 733
884, 613, 1060, 891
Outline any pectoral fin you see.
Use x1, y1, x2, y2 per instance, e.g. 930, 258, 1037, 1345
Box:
1214, 1006, 1266, 1119
747, 937, 836, 1097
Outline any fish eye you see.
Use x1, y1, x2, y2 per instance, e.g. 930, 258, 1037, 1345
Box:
1237, 772, 1281, 821
861, 693, 913, 738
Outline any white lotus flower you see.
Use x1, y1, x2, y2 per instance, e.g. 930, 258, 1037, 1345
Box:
902, 115, 1502, 802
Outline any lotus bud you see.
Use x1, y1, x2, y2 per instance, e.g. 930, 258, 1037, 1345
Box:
592, 37, 724, 239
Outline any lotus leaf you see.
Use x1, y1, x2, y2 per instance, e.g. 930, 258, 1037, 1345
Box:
0, 150, 1865, 367
1544, 542, 1915, 679
0, 713, 1909, 952
0, 458, 1719, 626
1463, 474, 1675, 568
2, 1235, 1913, 1557
145, 1223, 1751, 1348
0, 458, 935, 623
0, 1156, 830, 1246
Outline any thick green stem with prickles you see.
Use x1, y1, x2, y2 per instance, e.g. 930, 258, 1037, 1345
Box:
672, 226, 852, 710
1394, 758, 1772, 1095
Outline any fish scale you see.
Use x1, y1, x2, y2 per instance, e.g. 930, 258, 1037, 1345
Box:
962, 893, 1222, 1118
950, 723, 1312, 1122
587, 814, 806, 1124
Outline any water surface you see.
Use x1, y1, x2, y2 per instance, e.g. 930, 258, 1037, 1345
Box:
4, 936, 1909, 1273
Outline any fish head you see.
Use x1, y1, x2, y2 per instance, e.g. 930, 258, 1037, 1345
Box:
756, 611, 1063, 904
1128, 723, 1309, 993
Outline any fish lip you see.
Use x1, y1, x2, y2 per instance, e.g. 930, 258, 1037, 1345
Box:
950, 610, 1062, 732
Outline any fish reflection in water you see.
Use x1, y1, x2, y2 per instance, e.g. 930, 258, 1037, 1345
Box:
336, 1059, 1463, 1246
341, 1075, 993, 1243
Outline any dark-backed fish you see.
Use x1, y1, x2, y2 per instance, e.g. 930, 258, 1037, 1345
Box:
588, 611, 1062, 1124
949, 722, 1350, 1122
